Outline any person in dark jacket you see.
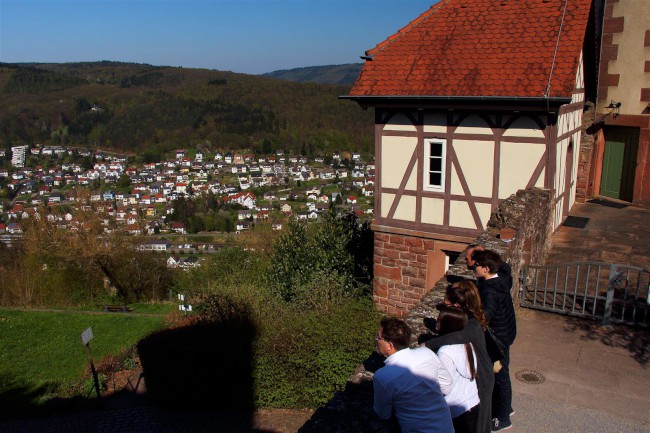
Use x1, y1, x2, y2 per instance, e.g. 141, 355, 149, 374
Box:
466, 245, 513, 287
425, 280, 494, 433
472, 250, 516, 432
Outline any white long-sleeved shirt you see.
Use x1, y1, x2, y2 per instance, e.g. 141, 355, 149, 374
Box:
373, 347, 453, 433
438, 343, 480, 418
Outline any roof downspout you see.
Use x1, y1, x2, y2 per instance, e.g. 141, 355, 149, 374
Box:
545, 0, 570, 97
544, 0, 570, 203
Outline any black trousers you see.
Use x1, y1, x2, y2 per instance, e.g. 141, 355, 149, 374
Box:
452, 404, 479, 433
493, 346, 512, 422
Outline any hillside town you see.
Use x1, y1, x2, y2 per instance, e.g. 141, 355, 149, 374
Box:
0, 144, 375, 244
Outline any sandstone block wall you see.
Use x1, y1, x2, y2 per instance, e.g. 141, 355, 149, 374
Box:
374, 233, 433, 316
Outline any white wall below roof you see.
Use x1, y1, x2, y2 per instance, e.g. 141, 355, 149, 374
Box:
454, 114, 493, 135
449, 200, 475, 229
499, 141, 546, 199
383, 113, 417, 131
381, 135, 417, 189
421, 197, 444, 225
452, 139, 494, 197
502, 116, 545, 138
423, 113, 447, 133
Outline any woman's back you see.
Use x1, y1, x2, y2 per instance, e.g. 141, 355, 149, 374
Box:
438, 343, 479, 419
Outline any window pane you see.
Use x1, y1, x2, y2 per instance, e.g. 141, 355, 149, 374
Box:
429, 172, 441, 186
430, 157, 442, 172
431, 142, 443, 157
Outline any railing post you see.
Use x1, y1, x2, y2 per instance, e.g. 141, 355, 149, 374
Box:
602, 265, 619, 327
519, 265, 528, 305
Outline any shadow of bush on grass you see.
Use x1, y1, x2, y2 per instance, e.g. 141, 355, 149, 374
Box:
137, 295, 257, 413
0, 374, 99, 422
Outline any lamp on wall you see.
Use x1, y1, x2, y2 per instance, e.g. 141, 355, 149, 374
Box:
607, 100, 622, 116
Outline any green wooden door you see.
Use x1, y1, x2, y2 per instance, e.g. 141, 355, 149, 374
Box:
600, 127, 640, 201
600, 139, 625, 199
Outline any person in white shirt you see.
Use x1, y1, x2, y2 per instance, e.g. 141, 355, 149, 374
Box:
373, 317, 453, 433
436, 305, 480, 433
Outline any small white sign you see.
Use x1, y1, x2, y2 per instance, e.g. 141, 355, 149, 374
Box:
81, 327, 93, 346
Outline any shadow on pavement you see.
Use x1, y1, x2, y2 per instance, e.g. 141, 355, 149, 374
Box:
562, 316, 650, 367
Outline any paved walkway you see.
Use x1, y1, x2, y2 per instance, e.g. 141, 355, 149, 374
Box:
509, 309, 649, 432
507, 199, 650, 432
546, 199, 650, 269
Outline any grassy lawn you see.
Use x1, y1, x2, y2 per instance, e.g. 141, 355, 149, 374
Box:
0, 308, 166, 398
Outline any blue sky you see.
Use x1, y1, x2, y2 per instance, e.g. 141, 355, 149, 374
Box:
0, 0, 435, 74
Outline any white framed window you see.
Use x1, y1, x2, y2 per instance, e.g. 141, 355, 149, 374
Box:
423, 138, 446, 191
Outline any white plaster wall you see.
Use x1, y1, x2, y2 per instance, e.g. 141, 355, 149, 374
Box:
454, 114, 493, 135
449, 200, 476, 229
383, 113, 417, 131
452, 140, 494, 197
502, 116, 545, 138
570, 130, 581, 206
421, 197, 445, 225
381, 193, 395, 218
381, 136, 417, 189
423, 113, 447, 133
555, 137, 568, 198
393, 195, 416, 222
499, 142, 546, 199
475, 202, 493, 228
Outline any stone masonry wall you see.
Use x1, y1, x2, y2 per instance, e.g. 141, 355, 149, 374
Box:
299, 188, 555, 433
373, 233, 433, 316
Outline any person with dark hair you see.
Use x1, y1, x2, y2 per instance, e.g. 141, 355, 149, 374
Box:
425, 280, 493, 433
464, 244, 482, 270
436, 305, 480, 433
472, 250, 516, 432
373, 317, 454, 433
467, 245, 513, 286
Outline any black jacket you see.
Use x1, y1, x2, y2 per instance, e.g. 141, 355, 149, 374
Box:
478, 273, 517, 347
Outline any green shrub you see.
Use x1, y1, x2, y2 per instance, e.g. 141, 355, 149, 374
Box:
254, 298, 378, 408
265, 211, 373, 303
189, 293, 378, 409
81, 373, 107, 397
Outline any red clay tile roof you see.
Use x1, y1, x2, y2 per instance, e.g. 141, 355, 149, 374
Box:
350, 0, 591, 99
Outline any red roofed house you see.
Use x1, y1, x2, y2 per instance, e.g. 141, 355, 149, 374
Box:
344, 0, 593, 315
224, 192, 257, 210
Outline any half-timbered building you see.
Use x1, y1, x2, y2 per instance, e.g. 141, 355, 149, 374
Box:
344, 0, 593, 315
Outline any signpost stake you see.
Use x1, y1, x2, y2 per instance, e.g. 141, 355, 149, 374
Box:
81, 327, 101, 399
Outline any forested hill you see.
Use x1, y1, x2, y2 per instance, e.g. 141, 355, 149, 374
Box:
262, 64, 363, 85
0, 62, 372, 159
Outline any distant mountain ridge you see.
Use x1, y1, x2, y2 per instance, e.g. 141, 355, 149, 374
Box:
262, 64, 363, 85
0, 62, 373, 158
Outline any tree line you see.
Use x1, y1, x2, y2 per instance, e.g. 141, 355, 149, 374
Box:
0, 62, 372, 158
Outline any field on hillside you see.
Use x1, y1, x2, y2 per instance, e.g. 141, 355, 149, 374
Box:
0, 308, 167, 405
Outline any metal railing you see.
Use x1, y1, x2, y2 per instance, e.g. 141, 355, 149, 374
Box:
520, 262, 650, 327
